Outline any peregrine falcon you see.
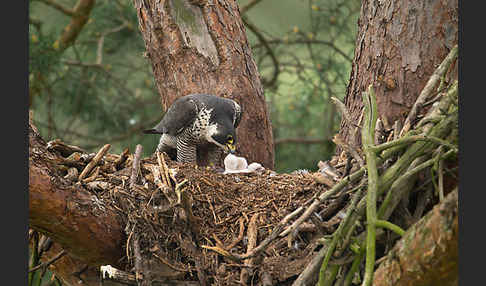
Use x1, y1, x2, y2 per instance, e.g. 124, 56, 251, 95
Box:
143, 94, 242, 165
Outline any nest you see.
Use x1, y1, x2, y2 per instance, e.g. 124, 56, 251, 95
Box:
48, 140, 347, 285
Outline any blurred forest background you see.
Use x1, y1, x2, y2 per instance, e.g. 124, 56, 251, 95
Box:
29, 0, 360, 173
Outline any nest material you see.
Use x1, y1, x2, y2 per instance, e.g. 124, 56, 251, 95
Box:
49, 140, 345, 285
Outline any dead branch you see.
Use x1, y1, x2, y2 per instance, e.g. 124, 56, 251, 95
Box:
400, 45, 458, 136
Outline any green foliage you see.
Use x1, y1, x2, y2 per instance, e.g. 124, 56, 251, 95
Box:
30, 0, 161, 158
242, 0, 360, 172
29, 30, 60, 75
29, 0, 360, 173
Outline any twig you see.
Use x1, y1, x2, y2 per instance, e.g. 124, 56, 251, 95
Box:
29, 250, 67, 273
96, 24, 128, 65
400, 45, 458, 136
291, 245, 328, 286
281, 167, 365, 238
114, 148, 130, 169
343, 248, 365, 286
316, 188, 364, 285
149, 165, 174, 204
226, 217, 246, 250
274, 137, 330, 145
54, 0, 96, 51
412, 186, 433, 223
331, 97, 355, 128
253, 38, 353, 63
240, 0, 264, 14
371, 135, 457, 154
133, 234, 144, 282
129, 144, 143, 189
436, 147, 445, 201
333, 134, 364, 168
374, 220, 405, 236
377, 149, 456, 220
156, 152, 172, 188
78, 144, 111, 181
320, 264, 339, 286
242, 16, 279, 88
361, 85, 379, 286
38, 0, 75, 16
240, 213, 259, 284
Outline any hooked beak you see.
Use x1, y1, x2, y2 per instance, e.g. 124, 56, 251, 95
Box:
226, 143, 236, 154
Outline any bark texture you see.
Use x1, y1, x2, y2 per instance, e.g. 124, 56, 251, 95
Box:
373, 188, 458, 286
29, 122, 125, 284
133, 0, 274, 169
338, 0, 458, 147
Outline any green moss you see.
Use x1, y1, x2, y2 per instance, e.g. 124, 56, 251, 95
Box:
170, 0, 201, 36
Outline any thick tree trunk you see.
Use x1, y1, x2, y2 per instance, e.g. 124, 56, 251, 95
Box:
337, 0, 458, 148
133, 0, 274, 169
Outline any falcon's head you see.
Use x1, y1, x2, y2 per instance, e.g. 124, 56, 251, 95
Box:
205, 121, 237, 153
204, 99, 242, 154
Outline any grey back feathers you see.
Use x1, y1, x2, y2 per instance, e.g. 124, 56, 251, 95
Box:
143, 94, 242, 164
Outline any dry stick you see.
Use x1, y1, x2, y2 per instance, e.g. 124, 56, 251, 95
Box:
78, 144, 111, 181
114, 147, 130, 169
281, 169, 365, 238
226, 217, 246, 250
400, 45, 458, 137
129, 144, 143, 188
331, 97, 355, 128
333, 134, 365, 168
240, 213, 259, 284
133, 234, 144, 283
332, 96, 365, 167
156, 152, 171, 187
291, 245, 328, 286
149, 165, 174, 204
28, 250, 67, 273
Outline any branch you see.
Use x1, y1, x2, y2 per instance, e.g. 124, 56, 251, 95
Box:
252, 38, 353, 63
274, 137, 330, 145
242, 15, 280, 88
400, 45, 458, 136
373, 188, 458, 286
54, 0, 96, 51
360, 85, 379, 286
29, 250, 67, 273
240, 0, 264, 14
38, 0, 75, 16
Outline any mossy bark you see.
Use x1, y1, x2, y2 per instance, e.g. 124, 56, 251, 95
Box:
373, 188, 458, 286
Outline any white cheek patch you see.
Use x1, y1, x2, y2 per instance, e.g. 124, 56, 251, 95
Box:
205, 123, 225, 148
